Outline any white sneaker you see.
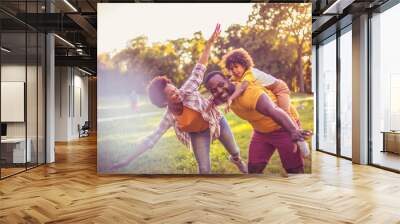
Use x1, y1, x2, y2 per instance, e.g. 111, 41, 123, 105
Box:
229, 156, 248, 174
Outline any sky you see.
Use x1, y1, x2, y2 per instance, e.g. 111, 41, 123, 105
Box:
97, 3, 254, 54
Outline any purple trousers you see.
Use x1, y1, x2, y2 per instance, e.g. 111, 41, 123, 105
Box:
248, 129, 304, 174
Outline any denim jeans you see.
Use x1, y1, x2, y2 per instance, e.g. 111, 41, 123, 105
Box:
189, 117, 240, 174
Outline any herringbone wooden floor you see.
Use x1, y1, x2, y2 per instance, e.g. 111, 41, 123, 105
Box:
1, 135, 400, 224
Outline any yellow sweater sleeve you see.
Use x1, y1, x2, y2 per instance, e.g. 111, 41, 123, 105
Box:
241, 70, 255, 82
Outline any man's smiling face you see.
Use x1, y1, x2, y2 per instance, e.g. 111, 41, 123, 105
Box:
205, 73, 235, 105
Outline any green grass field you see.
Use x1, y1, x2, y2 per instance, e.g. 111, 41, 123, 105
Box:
98, 93, 313, 174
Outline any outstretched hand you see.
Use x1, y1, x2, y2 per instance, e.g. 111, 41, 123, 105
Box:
109, 152, 138, 170
109, 142, 147, 171
198, 24, 221, 66
110, 159, 131, 171
207, 23, 221, 45
224, 98, 232, 114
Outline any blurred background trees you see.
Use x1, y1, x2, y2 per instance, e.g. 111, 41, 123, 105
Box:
98, 3, 312, 96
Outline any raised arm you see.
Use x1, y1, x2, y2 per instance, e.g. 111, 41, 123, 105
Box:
110, 113, 173, 170
198, 23, 220, 66
255, 94, 306, 141
224, 81, 248, 113
181, 24, 221, 92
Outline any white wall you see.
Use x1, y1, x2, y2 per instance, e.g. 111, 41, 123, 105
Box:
72, 73, 89, 138
1, 66, 26, 126
55, 67, 69, 141
55, 67, 89, 141
1, 65, 41, 138
339, 30, 353, 158
1, 65, 26, 139
1, 64, 46, 164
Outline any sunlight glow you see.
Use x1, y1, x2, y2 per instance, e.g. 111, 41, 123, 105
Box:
98, 3, 254, 54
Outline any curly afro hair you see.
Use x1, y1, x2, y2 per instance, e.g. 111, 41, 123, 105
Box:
222, 48, 254, 71
147, 76, 171, 108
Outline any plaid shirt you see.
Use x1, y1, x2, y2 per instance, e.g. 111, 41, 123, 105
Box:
140, 63, 222, 150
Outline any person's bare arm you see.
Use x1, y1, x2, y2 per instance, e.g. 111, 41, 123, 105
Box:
255, 94, 306, 141
181, 24, 221, 92
110, 113, 173, 170
110, 142, 150, 170
229, 81, 248, 102
266, 79, 291, 113
198, 24, 220, 66
225, 81, 248, 113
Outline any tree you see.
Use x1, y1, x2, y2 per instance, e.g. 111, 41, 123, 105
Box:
247, 3, 312, 93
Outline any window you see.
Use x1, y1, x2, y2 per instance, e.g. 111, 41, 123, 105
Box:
317, 36, 337, 154
0, 2, 46, 179
370, 3, 400, 171
339, 28, 352, 158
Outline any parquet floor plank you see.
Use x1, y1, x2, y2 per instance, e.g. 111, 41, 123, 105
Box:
0, 135, 399, 223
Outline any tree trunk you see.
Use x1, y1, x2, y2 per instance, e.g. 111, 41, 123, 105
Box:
297, 46, 305, 93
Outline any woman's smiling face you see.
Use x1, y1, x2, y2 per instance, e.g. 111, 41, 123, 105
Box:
164, 83, 182, 104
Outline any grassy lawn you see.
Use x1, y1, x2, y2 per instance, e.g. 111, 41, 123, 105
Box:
98, 93, 313, 174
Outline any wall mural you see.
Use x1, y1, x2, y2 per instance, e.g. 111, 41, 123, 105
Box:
97, 3, 313, 175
